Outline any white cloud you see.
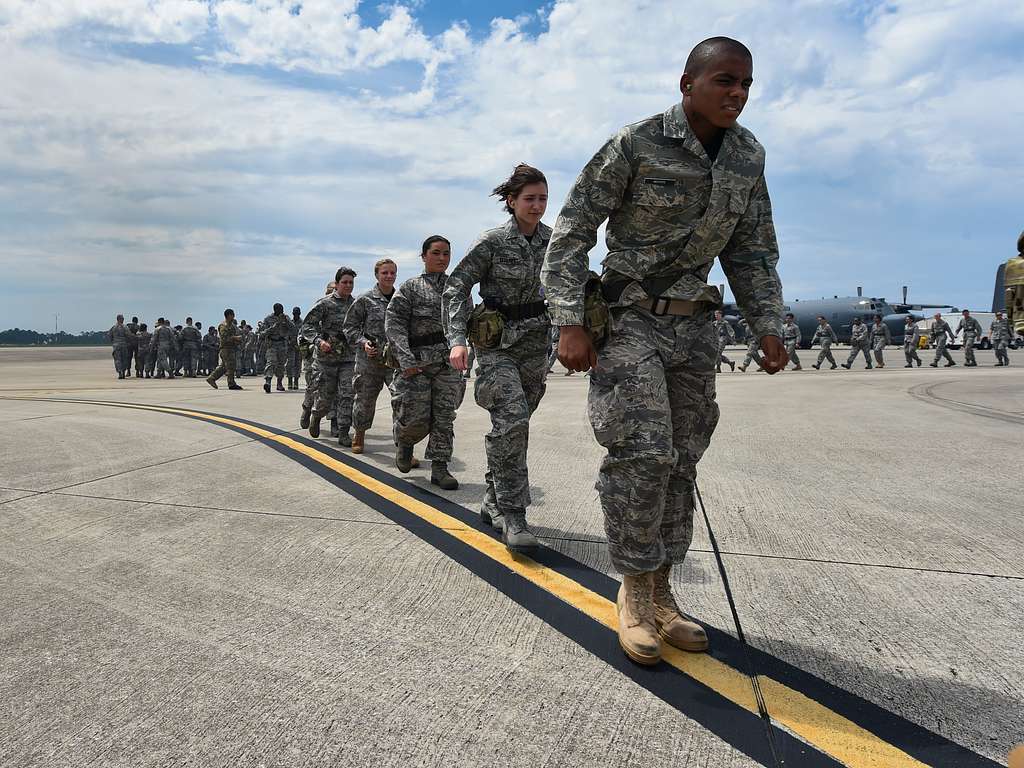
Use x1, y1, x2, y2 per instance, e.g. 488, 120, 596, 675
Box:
1, 0, 1022, 330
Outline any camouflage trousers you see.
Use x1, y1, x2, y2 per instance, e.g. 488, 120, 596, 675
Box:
785, 341, 801, 367
932, 337, 954, 364
264, 342, 287, 378
962, 335, 977, 365
181, 344, 201, 376
143, 349, 156, 376
287, 347, 302, 379
716, 341, 733, 370
111, 344, 129, 375
846, 342, 871, 367
311, 355, 354, 431
742, 337, 760, 368
904, 343, 921, 365
994, 339, 1010, 365
155, 345, 175, 376
816, 340, 836, 367
589, 306, 720, 575
872, 340, 886, 366
302, 355, 316, 410
391, 361, 464, 462
204, 348, 218, 374
352, 353, 394, 431
209, 348, 237, 384
475, 329, 548, 513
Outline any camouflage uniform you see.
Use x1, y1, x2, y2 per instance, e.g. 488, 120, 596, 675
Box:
107, 323, 135, 377
444, 216, 552, 518
135, 329, 153, 376
739, 319, 760, 370
990, 316, 1012, 366
546, 325, 561, 372
903, 322, 922, 366
385, 272, 463, 462
955, 315, 983, 366
203, 329, 220, 375
300, 293, 356, 431
287, 310, 303, 386
930, 319, 956, 366
713, 318, 735, 372
151, 323, 179, 377
208, 319, 243, 385
870, 321, 891, 367
344, 286, 396, 432
782, 319, 801, 369
180, 323, 202, 376
844, 320, 872, 368
260, 312, 295, 380
811, 321, 837, 368
541, 102, 783, 575
125, 320, 140, 375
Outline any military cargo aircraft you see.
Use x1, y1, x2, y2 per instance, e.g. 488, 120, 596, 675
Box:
722, 288, 953, 348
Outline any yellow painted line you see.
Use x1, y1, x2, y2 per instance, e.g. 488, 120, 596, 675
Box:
4, 396, 931, 768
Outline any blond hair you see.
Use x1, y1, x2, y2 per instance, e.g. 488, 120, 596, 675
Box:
374, 258, 397, 276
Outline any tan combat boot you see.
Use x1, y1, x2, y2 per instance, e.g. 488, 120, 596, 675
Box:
351, 429, 365, 454
616, 573, 661, 665
652, 564, 708, 652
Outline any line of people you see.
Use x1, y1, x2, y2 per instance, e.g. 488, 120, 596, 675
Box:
721, 309, 1014, 373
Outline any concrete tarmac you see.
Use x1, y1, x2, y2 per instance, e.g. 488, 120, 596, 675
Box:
0, 345, 1020, 767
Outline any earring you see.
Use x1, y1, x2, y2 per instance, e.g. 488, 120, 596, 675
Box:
686, 84, 693, 92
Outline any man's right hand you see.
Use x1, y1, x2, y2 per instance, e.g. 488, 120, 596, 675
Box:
319, 340, 332, 355
558, 325, 598, 373
364, 341, 378, 358
449, 345, 469, 371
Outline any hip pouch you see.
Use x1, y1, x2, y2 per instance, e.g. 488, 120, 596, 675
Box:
467, 302, 504, 350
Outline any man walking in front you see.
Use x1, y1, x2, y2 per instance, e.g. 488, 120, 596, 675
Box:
206, 309, 244, 390
810, 315, 837, 369
903, 317, 922, 367
542, 38, 787, 665
955, 309, 983, 367
929, 312, 956, 367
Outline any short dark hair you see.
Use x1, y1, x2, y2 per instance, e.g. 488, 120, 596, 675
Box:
139, 323, 147, 331
116, 314, 124, 321
785, 313, 794, 320
292, 306, 301, 315
421, 235, 451, 256
335, 266, 356, 281
492, 164, 547, 214
273, 302, 284, 314
131, 316, 138, 323
224, 308, 234, 318
874, 314, 882, 321
685, 37, 752, 77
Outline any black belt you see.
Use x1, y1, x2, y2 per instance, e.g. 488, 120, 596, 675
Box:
409, 331, 446, 348
501, 301, 547, 322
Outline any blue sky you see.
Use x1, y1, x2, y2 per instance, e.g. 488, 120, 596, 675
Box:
1, 0, 1021, 332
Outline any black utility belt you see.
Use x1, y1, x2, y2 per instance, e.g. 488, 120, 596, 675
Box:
483, 300, 548, 322
409, 331, 446, 348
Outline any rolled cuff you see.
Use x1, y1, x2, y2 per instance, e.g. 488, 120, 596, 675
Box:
547, 305, 585, 327
752, 316, 783, 341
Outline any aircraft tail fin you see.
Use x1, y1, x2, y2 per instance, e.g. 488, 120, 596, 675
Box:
993, 263, 1006, 313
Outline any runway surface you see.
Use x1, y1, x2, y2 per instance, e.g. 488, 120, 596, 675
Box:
1, 346, 1020, 767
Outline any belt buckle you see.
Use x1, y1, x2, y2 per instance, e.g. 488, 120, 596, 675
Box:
651, 297, 671, 317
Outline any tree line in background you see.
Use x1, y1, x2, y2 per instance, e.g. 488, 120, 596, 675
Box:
0, 329, 108, 346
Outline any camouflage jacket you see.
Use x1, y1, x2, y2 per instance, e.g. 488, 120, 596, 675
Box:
903, 324, 920, 347
135, 330, 152, 353
385, 272, 450, 370
713, 318, 735, 345
989, 317, 1011, 341
444, 216, 552, 349
300, 293, 355, 363
217, 320, 243, 350
782, 321, 801, 345
203, 331, 220, 351
870, 323, 891, 346
812, 323, 837, 344
541, 101, 783, 341
955, 316, 982, 338
930, 319, 953, 342
107, 324, 135, 347
344, 285, 394, 352
152, 325, 178, 350
260, 313, 295, 349
180, 325, 202, 347
850, 322, 869, 345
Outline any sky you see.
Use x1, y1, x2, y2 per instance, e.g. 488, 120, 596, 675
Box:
1, 0, 1022, 332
